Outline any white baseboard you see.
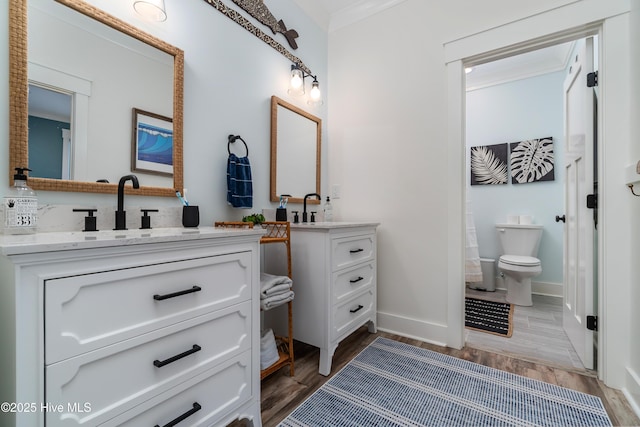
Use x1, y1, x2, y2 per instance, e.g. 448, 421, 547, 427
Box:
377, 311, 448, 347
532, 281, 563, 298
623, 368, 640, 420
492, 276, 562, 298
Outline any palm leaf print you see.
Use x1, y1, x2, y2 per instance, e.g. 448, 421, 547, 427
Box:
470, 145, 508, 185
510, 137, 554, 184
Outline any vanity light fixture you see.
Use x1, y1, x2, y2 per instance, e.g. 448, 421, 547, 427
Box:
133, 0, 167, 22
288, 63, 323, 106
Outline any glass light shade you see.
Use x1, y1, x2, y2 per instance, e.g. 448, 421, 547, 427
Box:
288, 67, 305, 96
308, 80, 323, 106
134, 0, 167, 22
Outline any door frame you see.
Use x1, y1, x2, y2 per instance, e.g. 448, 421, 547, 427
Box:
444, 1, 632, 387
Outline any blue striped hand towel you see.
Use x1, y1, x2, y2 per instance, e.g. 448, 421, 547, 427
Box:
227, 153, 253, 208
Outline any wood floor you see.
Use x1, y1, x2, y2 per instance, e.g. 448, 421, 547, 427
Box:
256, 326, 640, 427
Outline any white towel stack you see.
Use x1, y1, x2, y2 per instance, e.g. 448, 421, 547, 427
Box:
260, 329, 279, 370
260, 272, 294, 311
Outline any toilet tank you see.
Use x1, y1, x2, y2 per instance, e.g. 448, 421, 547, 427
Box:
495, 224, 543, 256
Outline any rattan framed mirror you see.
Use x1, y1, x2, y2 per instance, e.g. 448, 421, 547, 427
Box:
8, 0, 184, 196
270, 96, 321, 204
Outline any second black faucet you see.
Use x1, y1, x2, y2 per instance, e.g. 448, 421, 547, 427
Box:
303, 193, 320, 223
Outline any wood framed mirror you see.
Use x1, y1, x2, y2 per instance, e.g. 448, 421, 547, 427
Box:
270, 96, 321, 204
8, 0, 184, 197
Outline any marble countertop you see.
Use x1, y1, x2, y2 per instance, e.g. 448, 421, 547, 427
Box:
0, 226, 265, 256
290, 221, 380, 229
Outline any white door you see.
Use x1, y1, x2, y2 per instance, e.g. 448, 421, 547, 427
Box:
562, 37, 596, 370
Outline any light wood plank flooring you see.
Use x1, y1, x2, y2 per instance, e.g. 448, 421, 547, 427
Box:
465, 288, 585, 370
255, 327, 640, 427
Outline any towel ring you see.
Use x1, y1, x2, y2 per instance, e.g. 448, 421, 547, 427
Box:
228, 134, 249, 157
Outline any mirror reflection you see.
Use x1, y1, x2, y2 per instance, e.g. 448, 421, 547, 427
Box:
28, 84, 72, 179
270, 96, 321, 204
9, 0, 184, 196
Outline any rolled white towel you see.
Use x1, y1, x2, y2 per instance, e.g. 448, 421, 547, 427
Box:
260, 272, 292, 297
260, 290, 294, 311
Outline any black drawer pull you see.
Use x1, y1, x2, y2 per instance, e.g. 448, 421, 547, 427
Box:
154, 402, 201, 427
154, 285, 202, 301
350, 276, 364, 284
349, 248, 364, 254
350, 304, 364, 313
154, 345, 201, 368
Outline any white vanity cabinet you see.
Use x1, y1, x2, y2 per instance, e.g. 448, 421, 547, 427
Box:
0, 227, 263, 427
287, 222, 379, 376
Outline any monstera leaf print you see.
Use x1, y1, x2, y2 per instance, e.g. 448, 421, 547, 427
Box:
510, 137, 554, 184
470, 145, 508, 185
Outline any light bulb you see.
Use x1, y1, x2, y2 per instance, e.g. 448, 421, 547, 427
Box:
288, 67, 305, 96
310, 81, 321, 100
291, 73, 303, 89
307, 80, 323, 106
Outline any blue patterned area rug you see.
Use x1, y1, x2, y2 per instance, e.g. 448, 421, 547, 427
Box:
279, 337, 611, 427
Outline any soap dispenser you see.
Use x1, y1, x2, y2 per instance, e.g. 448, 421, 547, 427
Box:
2, 167, 37, 234
323, 196, 333, 222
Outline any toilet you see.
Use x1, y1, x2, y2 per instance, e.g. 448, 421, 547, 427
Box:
495, 223, 543, 306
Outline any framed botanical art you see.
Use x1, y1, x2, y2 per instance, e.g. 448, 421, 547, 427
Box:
470, 143, 508, 185
510, 137, 555, 184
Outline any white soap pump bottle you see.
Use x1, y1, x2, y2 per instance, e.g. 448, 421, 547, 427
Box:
323, 196, 333, 222
2, 167, 37, 234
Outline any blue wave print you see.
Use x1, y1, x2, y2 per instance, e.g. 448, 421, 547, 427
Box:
137, 123, 173, 166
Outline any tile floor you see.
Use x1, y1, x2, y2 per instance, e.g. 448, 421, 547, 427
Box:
465, 288, 586, 371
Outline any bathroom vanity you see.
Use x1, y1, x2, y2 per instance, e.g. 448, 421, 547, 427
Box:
0, 227, 263, 427
266, 222, 379, 376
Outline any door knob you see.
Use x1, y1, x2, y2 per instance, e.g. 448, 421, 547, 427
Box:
555, 215, 566, 223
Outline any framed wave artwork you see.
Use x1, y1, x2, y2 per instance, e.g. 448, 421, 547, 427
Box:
131, 108, 174, 176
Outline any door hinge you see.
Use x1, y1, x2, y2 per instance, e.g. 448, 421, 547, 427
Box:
587, 315, 598, 331
586, 194, 597, 209
587, 71, 598, 87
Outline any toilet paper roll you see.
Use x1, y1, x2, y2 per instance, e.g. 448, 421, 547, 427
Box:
507, 215, 519, 224
519, 215, 533, 225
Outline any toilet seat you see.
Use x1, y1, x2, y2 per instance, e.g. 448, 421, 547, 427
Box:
499, 255, 540, 267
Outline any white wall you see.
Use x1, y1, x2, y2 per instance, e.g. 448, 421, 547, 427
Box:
0, 0, 328, 225
329, 1, 452, 343
466, 71, 565, 287
625, 0, 640, 414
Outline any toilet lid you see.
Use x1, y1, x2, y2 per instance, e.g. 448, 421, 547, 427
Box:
500, 255, 540, 266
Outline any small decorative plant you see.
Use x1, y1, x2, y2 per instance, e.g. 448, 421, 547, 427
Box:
242, 213, 265, 225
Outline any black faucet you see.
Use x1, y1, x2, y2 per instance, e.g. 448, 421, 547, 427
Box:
303, 193, 320, 223
115, 174, 140, 230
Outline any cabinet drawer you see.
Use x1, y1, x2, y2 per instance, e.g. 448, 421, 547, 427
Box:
333, 289, 375, 339
45, 252, 251, 363
331, 234, 375, 271
99, 351, 253, 427
45, 301, 251, 426
333, 262, 375, 302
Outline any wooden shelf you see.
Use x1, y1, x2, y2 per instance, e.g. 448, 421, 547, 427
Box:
215, 221, 295, 380
260, 335, 293, 380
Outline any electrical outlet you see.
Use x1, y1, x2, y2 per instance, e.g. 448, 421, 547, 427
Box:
331, 185, 341, 199
636, 160, 640, 174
